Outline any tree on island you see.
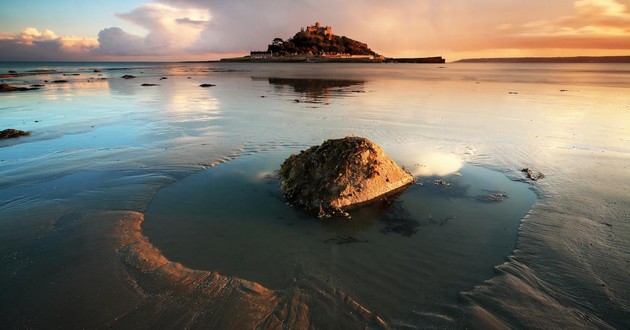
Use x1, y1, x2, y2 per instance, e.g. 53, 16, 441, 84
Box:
267, 25, 378, 56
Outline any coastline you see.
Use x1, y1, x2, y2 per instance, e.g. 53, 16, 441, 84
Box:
456, 55, 630, 63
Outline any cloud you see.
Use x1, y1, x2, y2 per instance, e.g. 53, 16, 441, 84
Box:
175, 18, 207, 25
17, 27, 59, 43
493, 0, 630, 49
93, 27, 146, 56
153, 0, 315, 53
1, 0, 629, 61
152, 0, 439, 54
92, 3, 209, 56
0, 27, 97, 61
92, 0, 420, 56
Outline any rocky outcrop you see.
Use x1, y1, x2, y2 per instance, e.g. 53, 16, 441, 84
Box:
1, 129, 30, 139
279, 137, 413, 217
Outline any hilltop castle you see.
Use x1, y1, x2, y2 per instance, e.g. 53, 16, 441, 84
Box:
302, 22, 333, 39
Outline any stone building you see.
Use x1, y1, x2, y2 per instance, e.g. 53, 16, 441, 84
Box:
302, 22, 333, 39
250, 51, 272, 59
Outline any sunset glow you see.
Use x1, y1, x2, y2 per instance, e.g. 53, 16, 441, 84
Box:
1, 0, 629, 61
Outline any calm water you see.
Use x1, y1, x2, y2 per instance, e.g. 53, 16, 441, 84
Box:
1, 62, 628, 329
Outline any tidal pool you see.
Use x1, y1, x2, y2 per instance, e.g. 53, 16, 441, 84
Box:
143, 149, 536, 321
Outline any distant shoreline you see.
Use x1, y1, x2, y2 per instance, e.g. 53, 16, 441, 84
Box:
456, 56, 630, 63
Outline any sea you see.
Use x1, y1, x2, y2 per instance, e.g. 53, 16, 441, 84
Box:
0, 61, 628, 329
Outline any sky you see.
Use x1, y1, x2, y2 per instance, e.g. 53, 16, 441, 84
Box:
1, 0, 629, 61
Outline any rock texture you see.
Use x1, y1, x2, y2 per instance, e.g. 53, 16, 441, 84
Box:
279, 136, 413, 217
522, 167, 545, 181
0, 128, 30, 139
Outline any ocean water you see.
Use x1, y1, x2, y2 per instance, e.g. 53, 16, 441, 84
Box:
0, 62, 628, 329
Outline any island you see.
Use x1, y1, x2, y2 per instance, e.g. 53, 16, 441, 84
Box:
221, 22, 445, 63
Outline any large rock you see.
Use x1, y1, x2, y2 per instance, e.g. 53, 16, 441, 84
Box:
279, 137, 413, 217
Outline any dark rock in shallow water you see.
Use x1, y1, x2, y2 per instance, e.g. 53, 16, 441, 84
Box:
324, 236, 368, 245
199, 83, 216, 87
141, 83, 159, 86
476, 191, 510, 202
279, 136, 414, 218
121, 75, 136, 79
52, 80, 68, 84
0, 83, 39, 92
521, 167, 545, 181
1, 129, 30, 139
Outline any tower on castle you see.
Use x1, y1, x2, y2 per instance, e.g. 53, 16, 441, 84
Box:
305, 22, 333, 39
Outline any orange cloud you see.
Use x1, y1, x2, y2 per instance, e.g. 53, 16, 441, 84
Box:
15, 28, 59, 44
505, 0, 630, 45
59, 35, 100, 53
0, 27, 98, 60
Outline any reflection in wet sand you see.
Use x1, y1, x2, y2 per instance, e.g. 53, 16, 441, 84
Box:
264, 77, 365, 103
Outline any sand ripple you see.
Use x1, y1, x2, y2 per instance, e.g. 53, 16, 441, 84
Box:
110, 211, 387, 329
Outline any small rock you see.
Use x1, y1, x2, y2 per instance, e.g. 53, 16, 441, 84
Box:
324, 236, 368, 245
0, 128, 30, 139
0, 84, 39, 92
141, 83, 159, 86
521, 168, 545, 181
52, 80, 69, 83
477, 192, 509, 202
199, 83, 216, 87
121, 75, 136, 79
